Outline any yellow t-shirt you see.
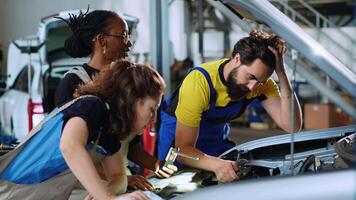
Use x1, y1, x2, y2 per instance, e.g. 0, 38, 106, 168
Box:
175, 59, 280, 127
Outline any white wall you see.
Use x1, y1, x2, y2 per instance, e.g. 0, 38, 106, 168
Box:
169, 0, 187, 61
119, 0, 151, 63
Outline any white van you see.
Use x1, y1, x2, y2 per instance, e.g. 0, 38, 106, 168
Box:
0, 10, 138, 143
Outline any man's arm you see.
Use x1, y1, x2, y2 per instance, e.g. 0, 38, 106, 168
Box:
262, 46, 302, 132
175, 121, 238, 183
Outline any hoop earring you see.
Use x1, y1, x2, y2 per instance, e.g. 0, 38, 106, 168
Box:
103, 46, 106, 55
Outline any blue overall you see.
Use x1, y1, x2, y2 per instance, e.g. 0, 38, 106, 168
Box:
158, 67, 251, 160
0, 96, 110, 184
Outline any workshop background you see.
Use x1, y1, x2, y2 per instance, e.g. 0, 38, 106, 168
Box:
0, 0, 355, 145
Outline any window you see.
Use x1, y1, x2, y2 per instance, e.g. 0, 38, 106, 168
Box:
12, 65, 34, 92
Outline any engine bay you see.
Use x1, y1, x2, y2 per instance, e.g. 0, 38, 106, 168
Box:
148, 125, 355, 199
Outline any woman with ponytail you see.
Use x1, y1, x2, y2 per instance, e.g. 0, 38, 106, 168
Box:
0, 60, 165, 200
55, 9, 132, 106
54, 9, 177, 197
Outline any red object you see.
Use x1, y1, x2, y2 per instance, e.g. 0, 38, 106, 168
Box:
142, 123, 157, 176
27, 98, 44, 131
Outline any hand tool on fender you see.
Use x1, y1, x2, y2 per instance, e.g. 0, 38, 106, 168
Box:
162, 147, 199, 168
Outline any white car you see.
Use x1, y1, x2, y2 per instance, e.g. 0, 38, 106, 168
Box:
149, 125, 356, 200
0, 10, 138, 143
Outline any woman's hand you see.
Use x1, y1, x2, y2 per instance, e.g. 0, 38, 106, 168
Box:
127, 175, 154, 191
154, 160, 178, 178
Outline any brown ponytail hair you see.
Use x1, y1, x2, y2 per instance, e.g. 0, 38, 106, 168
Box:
75, 60, 165, 139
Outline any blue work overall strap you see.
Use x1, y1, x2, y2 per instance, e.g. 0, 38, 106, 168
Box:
193, 67, 250, 157
158, 66, 250, 159
158, 66, 215, 160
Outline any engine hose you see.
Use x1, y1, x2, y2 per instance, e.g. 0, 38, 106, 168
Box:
299, 155, 317, 174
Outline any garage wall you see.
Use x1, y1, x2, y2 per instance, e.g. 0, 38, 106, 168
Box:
120, 0, 151, 61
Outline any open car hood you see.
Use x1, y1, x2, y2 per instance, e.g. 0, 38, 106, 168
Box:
219, 0, 356, 96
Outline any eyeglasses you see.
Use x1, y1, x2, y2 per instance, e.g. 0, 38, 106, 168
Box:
104, 33, 130, 43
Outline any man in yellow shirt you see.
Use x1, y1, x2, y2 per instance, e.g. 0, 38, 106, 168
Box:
158, 30, 302, 183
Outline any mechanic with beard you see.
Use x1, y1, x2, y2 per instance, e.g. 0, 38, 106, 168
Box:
157, 30, 302, 183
